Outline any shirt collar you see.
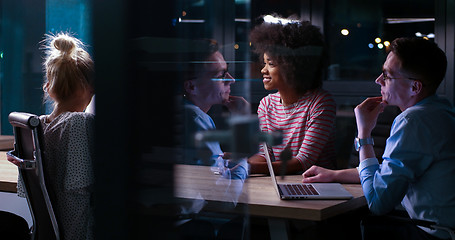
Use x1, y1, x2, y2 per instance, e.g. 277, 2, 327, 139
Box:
414, 94, 438, 107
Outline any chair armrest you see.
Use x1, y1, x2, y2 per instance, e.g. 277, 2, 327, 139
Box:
6, 150, 36, 169
401, 217, 455, 240
431, 225, 455, 240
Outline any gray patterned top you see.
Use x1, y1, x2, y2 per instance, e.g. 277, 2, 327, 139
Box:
16, 112, 95, 240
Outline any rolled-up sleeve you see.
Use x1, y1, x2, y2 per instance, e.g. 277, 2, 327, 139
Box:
358, 158, 385, 214
357, 112, 433, 215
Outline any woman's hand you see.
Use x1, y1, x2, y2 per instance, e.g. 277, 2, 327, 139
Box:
302, 166, 361, 184
222, 152, 232, 159
302, 166, 336, 183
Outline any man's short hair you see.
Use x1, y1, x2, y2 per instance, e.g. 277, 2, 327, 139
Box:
181, 39, 219, 81
390, 38, 447, 95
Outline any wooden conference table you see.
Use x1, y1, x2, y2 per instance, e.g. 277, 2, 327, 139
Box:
0, 136, 17, 193
175, 164, 367, 239
0, 145, 367, 238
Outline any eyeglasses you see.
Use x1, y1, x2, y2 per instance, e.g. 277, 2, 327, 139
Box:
382, 71, 418, 81
215, 71, 229, 79
212, 71, 234, 81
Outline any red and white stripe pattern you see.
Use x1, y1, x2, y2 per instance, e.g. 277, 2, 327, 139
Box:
258, 89, 336, 171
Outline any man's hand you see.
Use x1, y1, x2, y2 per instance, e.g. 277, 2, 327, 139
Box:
354, 96, 387, 138
224, 96, 250, 115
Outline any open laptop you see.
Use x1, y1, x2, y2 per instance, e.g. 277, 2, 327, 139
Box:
263, 143, 353, 200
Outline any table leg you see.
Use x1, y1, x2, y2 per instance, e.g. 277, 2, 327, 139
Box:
268, 218, 289, 240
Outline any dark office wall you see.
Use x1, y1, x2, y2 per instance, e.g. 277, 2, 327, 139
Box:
0, 0, 45, 134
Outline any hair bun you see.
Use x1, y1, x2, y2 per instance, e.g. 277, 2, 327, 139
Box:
53, 35, 76, 55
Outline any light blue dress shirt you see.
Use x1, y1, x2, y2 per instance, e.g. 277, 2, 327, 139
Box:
358, 95, 455, 239
184, 100, 223, 166
183, 100, 248, 180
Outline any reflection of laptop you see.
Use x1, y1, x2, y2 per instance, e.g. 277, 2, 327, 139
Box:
263, 143, 353, 200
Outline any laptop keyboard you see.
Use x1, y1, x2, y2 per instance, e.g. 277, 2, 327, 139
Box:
283, 184, 319, 195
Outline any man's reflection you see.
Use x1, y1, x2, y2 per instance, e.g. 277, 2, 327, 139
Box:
182, 39, 249, 179
178, 39, 249, 239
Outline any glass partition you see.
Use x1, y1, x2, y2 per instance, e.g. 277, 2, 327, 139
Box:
172, 1, 253, 238
324, 0, 435, 83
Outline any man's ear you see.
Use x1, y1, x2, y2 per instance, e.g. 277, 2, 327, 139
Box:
411, 80, 423, 95
184, 80, 196, 95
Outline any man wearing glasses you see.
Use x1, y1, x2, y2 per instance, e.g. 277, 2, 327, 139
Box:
182, 39, 249, 166
179, 39, 249, 239
302, 38, 455, 240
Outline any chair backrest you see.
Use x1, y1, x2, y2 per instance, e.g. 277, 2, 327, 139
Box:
7, 112, 60, 240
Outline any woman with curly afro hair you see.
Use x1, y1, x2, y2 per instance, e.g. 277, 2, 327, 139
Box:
248, 14, 337, 174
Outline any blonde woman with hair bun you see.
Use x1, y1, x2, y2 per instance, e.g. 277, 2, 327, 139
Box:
43, 32, 94, 119
25, 32, 95, 239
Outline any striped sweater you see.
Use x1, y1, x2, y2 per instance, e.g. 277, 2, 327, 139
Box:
258, 89, 336, 171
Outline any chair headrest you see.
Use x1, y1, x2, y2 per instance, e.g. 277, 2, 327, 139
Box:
8, 112, 40, 129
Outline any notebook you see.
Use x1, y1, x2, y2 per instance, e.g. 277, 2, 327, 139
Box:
262, 143, 353, 200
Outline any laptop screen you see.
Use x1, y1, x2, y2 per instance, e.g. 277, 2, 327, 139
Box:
262, 143, 282, 195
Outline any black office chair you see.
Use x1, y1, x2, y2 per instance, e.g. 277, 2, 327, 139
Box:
413, 219, 455, 240
0, 210, 30, 240
361, 213, 455, 240
6, 112, 60, 240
